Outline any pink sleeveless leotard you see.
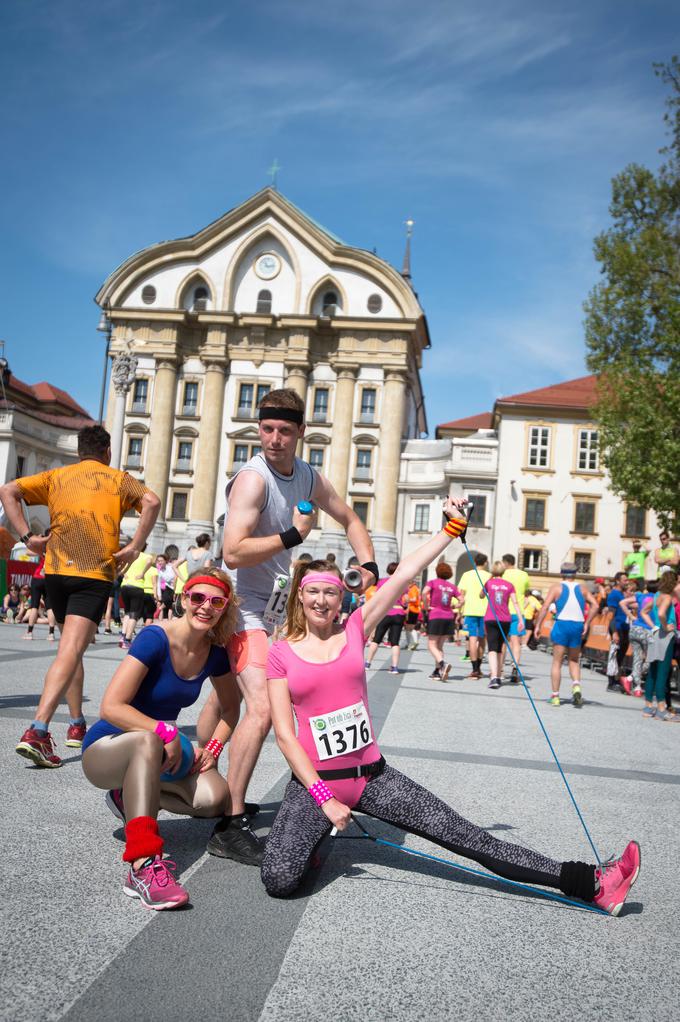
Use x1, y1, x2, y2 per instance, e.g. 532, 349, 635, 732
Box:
266, 608, 382, 808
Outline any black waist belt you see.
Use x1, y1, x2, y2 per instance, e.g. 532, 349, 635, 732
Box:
293, 756, 386, 783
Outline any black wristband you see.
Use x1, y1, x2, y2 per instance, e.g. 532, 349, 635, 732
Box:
362, 560, 379, 583
280, 527, 303, 550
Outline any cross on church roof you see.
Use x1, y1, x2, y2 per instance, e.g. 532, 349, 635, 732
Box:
267, 158, 282, 190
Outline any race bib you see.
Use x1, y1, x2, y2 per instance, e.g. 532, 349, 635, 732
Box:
442, 591, 450, 607
309, 700, 373, 761
263, 573, 291, 628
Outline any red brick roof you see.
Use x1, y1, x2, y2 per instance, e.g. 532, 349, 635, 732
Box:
496, 375, 597, 410
2, 373, 93, 424
437, 412, 494, 431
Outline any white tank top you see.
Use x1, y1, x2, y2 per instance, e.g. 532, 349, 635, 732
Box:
224, 453, 317, 631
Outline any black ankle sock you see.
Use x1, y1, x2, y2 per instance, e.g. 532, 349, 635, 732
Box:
27, 626, 34, 634
560, 860, 596, 901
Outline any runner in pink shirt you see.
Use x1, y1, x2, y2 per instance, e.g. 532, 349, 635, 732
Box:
422, 562, 461, 680
261, 501, 639, 916
483, 561, 525, 689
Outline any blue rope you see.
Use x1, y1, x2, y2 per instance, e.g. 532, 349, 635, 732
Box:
459, 531, 602, 866
337, 817, 607, 916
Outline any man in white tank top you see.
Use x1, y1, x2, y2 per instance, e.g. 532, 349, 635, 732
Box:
200, 388, 377, 865
534, 563, 599, 708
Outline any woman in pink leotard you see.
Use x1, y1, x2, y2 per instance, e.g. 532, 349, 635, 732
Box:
261, 500, 639, 916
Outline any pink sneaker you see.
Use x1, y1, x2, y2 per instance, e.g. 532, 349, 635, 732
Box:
620, 676, 632, 696
123, 856, 189, 911
593, 841, 640, 916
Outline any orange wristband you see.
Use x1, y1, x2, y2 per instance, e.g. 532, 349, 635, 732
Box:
442, 517, 466, 539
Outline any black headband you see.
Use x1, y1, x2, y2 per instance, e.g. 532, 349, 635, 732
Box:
258, 406, 304, 425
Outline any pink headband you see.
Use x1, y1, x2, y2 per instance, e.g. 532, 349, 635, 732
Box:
299, 572, 344, 591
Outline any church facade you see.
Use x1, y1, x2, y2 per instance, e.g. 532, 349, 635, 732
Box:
97, 189, 429, 566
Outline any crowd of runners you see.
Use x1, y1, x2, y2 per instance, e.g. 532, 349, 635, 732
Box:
0, 388, 652, 916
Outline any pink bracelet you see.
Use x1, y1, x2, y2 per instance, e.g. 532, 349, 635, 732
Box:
309, 779, 334, 807
205, 738, 224, 760
154, 721, 178, 745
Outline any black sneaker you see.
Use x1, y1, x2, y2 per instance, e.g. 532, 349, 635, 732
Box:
429, 668, 442, 680
510, 667, 520, 684
207, 815, 263, 866
439, 661, 451, 682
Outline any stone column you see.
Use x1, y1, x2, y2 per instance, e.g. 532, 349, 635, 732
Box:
327, 366, 357, 501
144, 359, 178, 521
188, 361, 227, 533
109, 351, 138, 469
284, 360, 310, 458
284, 362, 309, 404
373, 369, 407, 561
318, 365, 357, 540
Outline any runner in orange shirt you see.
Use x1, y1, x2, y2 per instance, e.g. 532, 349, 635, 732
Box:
404, 579, 422, 651
0, 425, 160, 768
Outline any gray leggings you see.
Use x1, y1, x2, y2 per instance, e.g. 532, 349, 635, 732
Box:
629, 625, 649, 685
82, 731, 229, 821
262, 764, 580, 899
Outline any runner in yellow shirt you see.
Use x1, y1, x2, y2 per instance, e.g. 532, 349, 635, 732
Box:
458, 553, 491, 680
502, 554, 531, 683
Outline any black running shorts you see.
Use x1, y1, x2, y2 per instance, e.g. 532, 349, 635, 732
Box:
45, 575, 111, 625
373, 615, 404, 647
485, 620, 508, 653
30, 577, 50, 611
427, 618, 453, 637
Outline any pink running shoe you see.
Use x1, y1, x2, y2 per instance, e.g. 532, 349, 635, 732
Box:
123, 856, 189, 911
620, 676, 632, 696
593, 841, 641, 916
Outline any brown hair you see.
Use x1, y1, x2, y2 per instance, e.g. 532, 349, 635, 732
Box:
436, 561, 452, 579
78, 425, 110, 458
182, 567, 240, 645
285, 558, 343, 641
258, 387, 305, 415
658, 570, 678, 595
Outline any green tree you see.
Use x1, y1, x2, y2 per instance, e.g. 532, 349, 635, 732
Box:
585, 57, 680, 530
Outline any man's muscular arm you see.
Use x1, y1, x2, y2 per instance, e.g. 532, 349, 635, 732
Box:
312, 473, 374, 564
222, 470, 315, 569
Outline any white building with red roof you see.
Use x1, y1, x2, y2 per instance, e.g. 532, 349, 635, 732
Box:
427, 374, 652, 586
490, 374, 649, 582
0, 358, 94, 535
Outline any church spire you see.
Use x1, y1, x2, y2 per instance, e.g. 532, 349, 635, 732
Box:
401, 218, 415, 282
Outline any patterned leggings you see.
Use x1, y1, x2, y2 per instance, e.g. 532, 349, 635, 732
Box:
261, 764, 593, 900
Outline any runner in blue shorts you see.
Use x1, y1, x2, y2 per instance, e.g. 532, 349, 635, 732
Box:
533, 563, 599, 707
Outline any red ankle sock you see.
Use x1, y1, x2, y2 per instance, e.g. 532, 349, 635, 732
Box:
123, 816, 163, 863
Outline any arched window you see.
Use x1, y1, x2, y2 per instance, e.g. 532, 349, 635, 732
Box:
322, 290, 338, 315
256, 289, 272, 314
193, 286, 209, 311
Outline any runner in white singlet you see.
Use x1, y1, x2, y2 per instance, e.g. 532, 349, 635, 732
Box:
199, 388, 377, 866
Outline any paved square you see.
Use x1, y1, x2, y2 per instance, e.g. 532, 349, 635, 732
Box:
1, 625, 676, 1022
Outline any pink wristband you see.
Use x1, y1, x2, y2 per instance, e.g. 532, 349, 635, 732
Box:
205, 738, 224, 760
154, 721, 178, 745
309, 779, 334, 807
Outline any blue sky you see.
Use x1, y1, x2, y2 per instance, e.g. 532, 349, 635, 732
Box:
1, 0, 677, 430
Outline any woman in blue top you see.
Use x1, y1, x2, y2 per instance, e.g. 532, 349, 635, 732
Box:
82, 568, 240, 910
